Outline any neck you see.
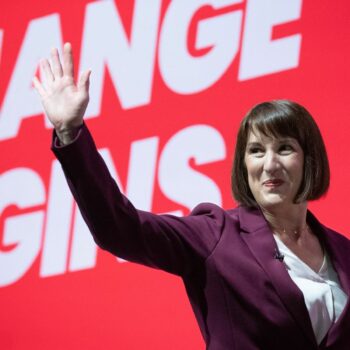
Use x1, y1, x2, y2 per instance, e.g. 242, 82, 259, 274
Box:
260, 202, 308, 240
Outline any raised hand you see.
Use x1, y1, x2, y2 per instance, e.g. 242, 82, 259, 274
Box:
33, 42, 91, 144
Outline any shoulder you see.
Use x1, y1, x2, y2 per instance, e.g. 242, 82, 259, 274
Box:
190, 202, 239, 222
323, 225, 350, 246
187, 203, 241, 240
190, 203, 264, 230
308, 210, 350, 250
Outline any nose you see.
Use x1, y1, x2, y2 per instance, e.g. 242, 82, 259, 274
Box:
263, 151, 280, 174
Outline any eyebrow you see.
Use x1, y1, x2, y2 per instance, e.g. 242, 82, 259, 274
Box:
247, 137, 298, 146
246, 138, 298, 147
246, 142, 262, 147
276, 137, 296, 143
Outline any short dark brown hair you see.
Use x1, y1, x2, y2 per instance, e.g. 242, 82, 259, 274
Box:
232, 100, 330, 207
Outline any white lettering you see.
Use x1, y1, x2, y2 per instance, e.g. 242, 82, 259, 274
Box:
42, 149, 124, 275
0, 168, 45, 287
42, 140, 159, 273
40, 159, 74, 277
159, 0, 243, 94
80, 0, 161, 117
99, 148, 126, 264
69, 206, 97, 272
126, 137, 159, 210
99, 142, 159, 263
239, 0, 302, 80
0, 14, 62, 141
158, 124, 226, 210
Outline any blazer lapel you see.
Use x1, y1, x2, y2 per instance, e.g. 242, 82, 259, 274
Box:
238, 206, 318, 347
308, 212, 350, 347
308, 211, 350, 295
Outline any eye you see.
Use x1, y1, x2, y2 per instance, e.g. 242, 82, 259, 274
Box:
247, 146, 264, 156
279, 144, 294, 154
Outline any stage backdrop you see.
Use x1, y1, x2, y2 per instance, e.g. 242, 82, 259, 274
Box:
1, 0, 350, 348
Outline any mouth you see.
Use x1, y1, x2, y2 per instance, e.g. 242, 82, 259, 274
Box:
263, 179, 284, 188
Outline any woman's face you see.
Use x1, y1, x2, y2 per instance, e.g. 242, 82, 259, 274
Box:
244, 129, 304, 209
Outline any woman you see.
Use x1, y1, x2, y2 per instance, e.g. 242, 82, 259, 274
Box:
34, 43, 350, 349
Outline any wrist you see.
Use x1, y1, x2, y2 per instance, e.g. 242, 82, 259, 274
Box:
55, 125, 82, 145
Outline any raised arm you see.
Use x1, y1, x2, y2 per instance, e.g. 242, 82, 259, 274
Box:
34, 44, 225, 276
33, 43, 90, 144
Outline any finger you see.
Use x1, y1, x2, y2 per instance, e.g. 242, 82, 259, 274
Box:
63, 42, 74, 78
78, 69, 91, 93
32, 76, 47, 97
50, 47, 63, 78
40, 59, 54, 83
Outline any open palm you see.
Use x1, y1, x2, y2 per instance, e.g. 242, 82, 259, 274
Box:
33, 43, 90, 134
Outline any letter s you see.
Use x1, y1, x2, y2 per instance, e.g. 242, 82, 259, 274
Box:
158, 124, 226, 211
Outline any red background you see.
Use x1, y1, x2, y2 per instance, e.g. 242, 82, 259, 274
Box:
1, 0, 350, 348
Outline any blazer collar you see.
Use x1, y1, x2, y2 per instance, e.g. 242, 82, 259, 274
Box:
308, 212, 350, 347
306, 211, 350, 295
238, 206, 317, 347
238, 205, 350, 348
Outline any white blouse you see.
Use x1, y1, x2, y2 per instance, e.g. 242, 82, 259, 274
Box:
273, 234, 348, 345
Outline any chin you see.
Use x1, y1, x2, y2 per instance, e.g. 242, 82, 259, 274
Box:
258, 194, 289, 209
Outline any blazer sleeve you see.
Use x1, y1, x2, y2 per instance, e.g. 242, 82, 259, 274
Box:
51, 124, 225, 277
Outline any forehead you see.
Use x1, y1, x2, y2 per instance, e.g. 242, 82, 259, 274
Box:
246, 129, 297, 145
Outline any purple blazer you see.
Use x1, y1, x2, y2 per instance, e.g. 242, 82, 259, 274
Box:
53, 124, 350, 349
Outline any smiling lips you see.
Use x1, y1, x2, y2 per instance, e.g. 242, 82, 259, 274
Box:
263, 179, 284, 187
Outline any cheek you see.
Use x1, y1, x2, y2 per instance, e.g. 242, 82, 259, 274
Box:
245, 158, 260, 181
290, 157, 304, 181
244, 159, 262, 196
244, 158, 252, 182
